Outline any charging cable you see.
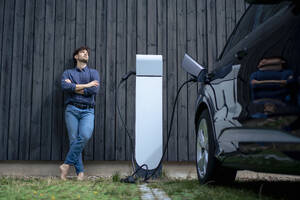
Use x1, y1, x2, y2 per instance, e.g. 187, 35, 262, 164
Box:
116, 71, 137, 174
116, 71, 197, 183
143, 77, 197, 181
117, 71, 152, 183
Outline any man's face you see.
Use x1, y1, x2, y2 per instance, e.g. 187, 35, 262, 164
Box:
75, 49, 89, 63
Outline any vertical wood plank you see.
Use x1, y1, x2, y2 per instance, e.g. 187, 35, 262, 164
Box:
197, 0, 208, 67
236, 0, 246, 23
75, 0, 86, 47
157, 0, 168, 161
94, 0, 107, 160
64, 0, 76, 71
8, 0, 25, 160
0, 0, 4, 91
137, 0, 147, 53
51, 0, 65, 160
206, 0, 217, 71
167, 0, 178, 161
125, 0, 137, 160
176, 0, 188, 161
147, 0, 157, 54
216, 0, 226, 57
226, 0, 236, 40
105, 0, 117, 160
0, 0, 14, 160
19, 0, 35, 160
85, 0, 96, 161
187, 0, 198, 161
40, 0, 55, 160
115, 0, 127, 160
62, 0, 76, 160
30, 0, 45, 160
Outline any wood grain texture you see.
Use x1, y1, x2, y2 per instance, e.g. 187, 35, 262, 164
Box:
166, 0, 178, 161
115, 0, 127, 161
19, 0, 35, 160
30, 0, 45, 160
8, 0, 24, 160
40, 0, 55, 160
51, 0, 65, 161
105, 0, 117, 160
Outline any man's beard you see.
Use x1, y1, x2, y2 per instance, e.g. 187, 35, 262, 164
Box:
78, 58, 88, 64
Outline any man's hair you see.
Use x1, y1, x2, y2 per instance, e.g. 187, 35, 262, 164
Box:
73, 46, 90, 65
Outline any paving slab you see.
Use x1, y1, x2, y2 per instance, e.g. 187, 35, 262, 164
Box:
139, 184, 171, 200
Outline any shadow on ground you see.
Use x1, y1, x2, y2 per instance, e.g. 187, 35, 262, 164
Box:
226, 180, 300, 200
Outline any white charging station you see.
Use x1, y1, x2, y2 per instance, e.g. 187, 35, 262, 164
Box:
135, 55, 163, 173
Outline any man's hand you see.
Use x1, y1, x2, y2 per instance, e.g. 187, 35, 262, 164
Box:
86, 80, 99, 88
65, 79, 72, 83
74, 80, 99, 92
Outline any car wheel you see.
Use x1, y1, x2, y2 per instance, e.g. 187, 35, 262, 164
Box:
196, 109, 237, 184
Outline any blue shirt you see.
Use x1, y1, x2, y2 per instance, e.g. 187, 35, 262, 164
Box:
61, 66, 100, 106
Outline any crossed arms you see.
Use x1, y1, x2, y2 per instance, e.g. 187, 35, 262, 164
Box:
64, 79, 99, 95
61, 70, 100, 96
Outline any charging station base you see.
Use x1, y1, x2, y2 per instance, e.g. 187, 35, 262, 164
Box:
135, 163, 162, 179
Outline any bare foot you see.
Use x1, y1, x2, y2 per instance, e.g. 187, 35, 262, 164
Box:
77, 172, 84, 181
59, 164, 70, 180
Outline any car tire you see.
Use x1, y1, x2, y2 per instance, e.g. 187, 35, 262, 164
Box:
196, 109, 237, 184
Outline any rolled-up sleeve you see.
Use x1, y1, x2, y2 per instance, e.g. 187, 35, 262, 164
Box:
61, 70, 76, 92
84, 69, 100, 96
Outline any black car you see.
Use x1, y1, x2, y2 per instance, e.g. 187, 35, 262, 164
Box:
182, 0, 300, 184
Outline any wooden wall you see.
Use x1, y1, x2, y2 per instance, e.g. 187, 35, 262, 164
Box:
0, 0, 247, 161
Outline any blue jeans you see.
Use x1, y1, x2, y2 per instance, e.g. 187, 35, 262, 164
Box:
64, 104, 94, 174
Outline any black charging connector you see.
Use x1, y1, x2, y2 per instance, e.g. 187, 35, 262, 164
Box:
120, 164, 149, 183
121, 71, 136, 81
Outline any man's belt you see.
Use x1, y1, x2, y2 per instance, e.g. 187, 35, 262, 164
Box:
69, 102, 94, 109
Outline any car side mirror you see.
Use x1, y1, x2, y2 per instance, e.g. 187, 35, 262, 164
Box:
182, 53, 208, 82
235, 49, 248, 60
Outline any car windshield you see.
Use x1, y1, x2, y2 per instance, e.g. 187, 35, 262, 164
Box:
219, 2, 290, 60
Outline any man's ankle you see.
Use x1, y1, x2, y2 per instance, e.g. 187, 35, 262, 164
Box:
77, 172, 84, 181
60, 164, 70, 180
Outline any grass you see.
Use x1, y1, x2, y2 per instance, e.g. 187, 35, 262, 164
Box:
2, 176, 300, 200
112, 171, 121, 182
0, 176, 140, 200
148, 179, 300, 200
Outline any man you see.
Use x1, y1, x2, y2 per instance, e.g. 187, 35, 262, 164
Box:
60, 46, 100, 180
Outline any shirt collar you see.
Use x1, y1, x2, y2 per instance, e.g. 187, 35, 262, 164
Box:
76, 65, 88, 72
